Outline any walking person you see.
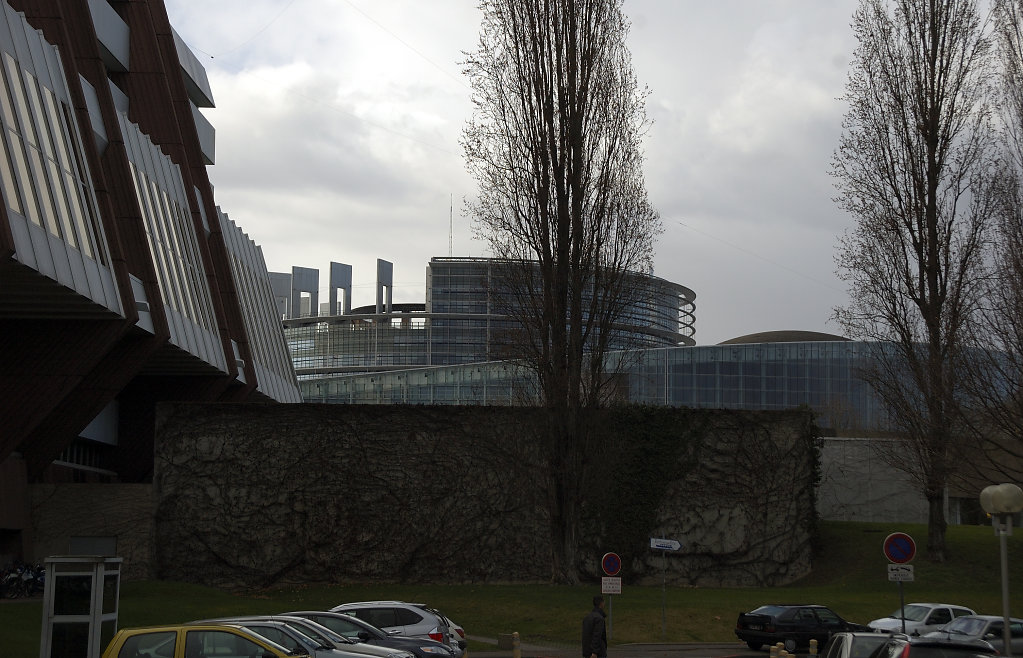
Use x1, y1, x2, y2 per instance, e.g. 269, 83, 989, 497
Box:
582, 595, 608, 658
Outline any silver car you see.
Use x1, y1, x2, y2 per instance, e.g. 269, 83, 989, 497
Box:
821, 631, 906, 658
924, 615, 1023, 654
195, 616, 415, 658
870, 603, 976, 635
214, 619, 363, 658
441, 615, 466, 657
330, 601, 458, 656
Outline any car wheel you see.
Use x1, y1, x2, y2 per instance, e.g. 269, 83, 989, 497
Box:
746, 641, 762, 651
783, 638, 797, 653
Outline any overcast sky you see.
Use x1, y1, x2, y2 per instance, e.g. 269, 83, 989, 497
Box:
164, 0, 860, 345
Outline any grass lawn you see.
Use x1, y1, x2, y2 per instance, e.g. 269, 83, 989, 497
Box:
3, 520, 1022, 657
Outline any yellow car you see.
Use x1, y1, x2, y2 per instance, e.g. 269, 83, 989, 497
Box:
101, 624, 310, 658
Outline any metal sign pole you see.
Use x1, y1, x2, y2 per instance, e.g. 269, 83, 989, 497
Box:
898, 580, 905, 634
661, 549, 667, 640
649, 537, 681, 642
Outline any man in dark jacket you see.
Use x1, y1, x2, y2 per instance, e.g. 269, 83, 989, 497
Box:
581, 595, 607, 658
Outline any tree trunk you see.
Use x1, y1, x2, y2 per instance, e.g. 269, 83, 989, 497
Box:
926, 492, 947, 562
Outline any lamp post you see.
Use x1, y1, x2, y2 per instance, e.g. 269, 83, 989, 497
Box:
980, 483, 1023, 657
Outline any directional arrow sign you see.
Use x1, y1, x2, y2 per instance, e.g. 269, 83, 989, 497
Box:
888, 564, 915, 582
650, 537, 681, 551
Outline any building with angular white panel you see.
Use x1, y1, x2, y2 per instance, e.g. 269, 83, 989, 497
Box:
0, 0, 300, 562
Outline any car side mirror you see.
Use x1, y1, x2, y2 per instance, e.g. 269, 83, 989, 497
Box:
358, 631, 370, 640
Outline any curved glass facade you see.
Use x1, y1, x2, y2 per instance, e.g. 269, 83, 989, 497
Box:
285, 257, 697, 378
299, 340, 890, 434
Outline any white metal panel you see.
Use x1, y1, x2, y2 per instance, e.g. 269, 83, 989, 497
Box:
26, 221, 55, 278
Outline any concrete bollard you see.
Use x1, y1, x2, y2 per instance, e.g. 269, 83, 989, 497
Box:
512, 631, 521, 658
810, 638, 818, 655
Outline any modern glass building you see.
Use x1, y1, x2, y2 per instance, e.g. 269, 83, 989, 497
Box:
280, 259, 888, 433
281, 256, 697, 377
298, 331, 888, 434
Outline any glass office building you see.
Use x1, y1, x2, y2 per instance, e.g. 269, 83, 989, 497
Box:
299, 334, 888, 434
284, 256, 698, 377
284, 259, 887, 433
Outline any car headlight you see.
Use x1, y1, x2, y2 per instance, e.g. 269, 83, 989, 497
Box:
418, 648, 449, 655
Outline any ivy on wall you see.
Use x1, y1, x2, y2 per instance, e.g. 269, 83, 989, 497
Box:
152, 403, 819, 588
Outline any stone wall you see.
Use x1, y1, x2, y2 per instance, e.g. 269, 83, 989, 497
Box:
29, 483, 154, 581
153, 403, 818, 589
817, 437, 929, 523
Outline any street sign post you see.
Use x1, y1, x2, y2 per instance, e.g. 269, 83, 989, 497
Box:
883, 532, 916, 633
600, 553, 622, 639
650, 537, 681, 640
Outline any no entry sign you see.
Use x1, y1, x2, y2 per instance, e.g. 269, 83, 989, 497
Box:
883, 532, 916, 564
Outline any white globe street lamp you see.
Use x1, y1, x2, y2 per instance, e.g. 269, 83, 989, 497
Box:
980, 483, 1023, 657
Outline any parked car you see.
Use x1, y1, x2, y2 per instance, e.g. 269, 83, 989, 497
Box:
330, 601, 454, 653
102, 624, 306, 658
867, 635, 996, 657
822, 631, 906, 658
283, 611, 455, 658
193, 616, 415, 658
923, 615, 1023, 655
211, 619, 367, 658
441, 616, 466, 656
869, 603, 977, 635
734, 603, 870, 652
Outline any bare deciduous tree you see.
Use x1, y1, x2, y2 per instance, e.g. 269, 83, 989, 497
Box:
831, 0, 998, 560
956, 0, 1023, 483
462, 0, 661, 581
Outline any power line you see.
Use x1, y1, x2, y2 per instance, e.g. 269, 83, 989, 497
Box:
340, 0, 471, 91
187, 0, 299, 59
670, 218, 844, 293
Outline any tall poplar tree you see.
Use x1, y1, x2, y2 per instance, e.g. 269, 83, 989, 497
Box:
955, 0, 1023, 479
462, 0, 661, 581
832, 0, 998, 560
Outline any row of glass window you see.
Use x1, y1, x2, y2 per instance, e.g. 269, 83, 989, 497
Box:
127, 159, 217, 333
0, 50, 108, 264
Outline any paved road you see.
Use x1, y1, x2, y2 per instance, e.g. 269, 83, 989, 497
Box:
469, 638, 803, 658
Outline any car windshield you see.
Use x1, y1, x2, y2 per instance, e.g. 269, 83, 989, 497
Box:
287, 620, 347, 646
315, 614, 381, 640
751, 605, 787, 617
890, 605, 933, 622
251, 625, 317, 652
850, 635, 889, 658
945, 618, 989, 636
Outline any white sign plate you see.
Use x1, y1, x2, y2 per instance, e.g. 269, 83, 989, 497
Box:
601, 576, 622, 594
650, 537, 681, 551
888, 563, 914, 582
